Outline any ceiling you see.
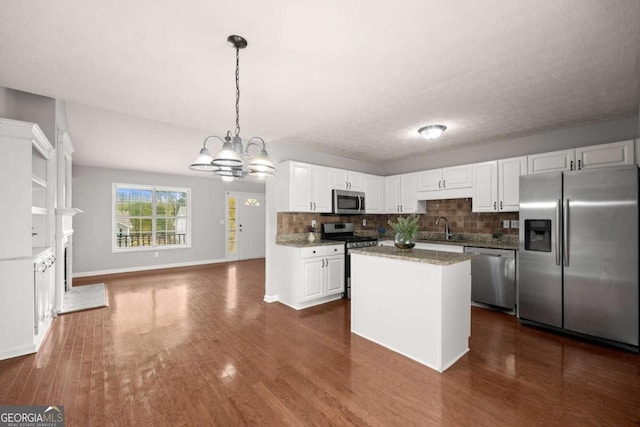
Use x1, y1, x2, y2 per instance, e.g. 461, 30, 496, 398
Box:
1, 0, 639, 176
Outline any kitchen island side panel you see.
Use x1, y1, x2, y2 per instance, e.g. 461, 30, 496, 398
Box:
351, 253, 471, 372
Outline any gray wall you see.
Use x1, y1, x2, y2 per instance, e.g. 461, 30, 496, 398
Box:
73, 165, 264, 275
0, 87, 56, 144
381, 116, 639, 175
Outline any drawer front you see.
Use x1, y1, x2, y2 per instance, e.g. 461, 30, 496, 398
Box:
301, 245, 344, 258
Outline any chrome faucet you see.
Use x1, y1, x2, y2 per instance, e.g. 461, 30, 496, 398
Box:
435, 216, 452, 240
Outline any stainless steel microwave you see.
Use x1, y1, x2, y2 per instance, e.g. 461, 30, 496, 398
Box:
332, 189, 365, 214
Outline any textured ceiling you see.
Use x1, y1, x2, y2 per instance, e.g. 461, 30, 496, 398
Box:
0, 0, 639, 174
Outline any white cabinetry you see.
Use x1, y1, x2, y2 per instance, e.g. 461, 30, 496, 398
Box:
418, 165, 472, 191
278, 161, 332, 212
272, 244, 345, 309
0, 119, 56, 360
528, 140, 634, 174
330, 169, 363, 191
385, 173, 425, 214
417, 165, 473, 200
363, 174, 384, 213
575, 140, 635, 170
498, 156, 527, 211
472, 156, 527, 212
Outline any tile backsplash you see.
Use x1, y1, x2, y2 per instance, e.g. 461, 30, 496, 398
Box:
277, 198, 519, 235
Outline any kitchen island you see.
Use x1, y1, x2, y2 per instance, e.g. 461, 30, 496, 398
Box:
350, 246, 475, 372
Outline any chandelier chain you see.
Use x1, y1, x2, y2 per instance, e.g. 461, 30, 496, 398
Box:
235, 47, 240, 137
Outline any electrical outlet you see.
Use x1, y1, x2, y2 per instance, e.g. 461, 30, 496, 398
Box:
219, 219, 225, 225
363, 219, 367, 227
511, 220, 519, 229
503, 220, 510, 229
311, 219, 317, 228
154, 251, 159, 258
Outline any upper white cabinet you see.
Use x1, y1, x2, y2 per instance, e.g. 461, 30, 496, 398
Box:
330, 169, 364, 191
472, 156, 527, 212
363, 174, 384, 213
418, 165, 472, 191
279, 161, 332, 213
385, 173, 424, 214
528, 140, 634, 174
498, 157, 527, 211
575, 140, 634, 170
527, 149, 575, 174
416, 165, 473, 200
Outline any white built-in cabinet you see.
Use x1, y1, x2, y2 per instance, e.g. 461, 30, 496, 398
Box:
528, 140, 634, 174
385, 173, 424, 214
472, 156, 527, 212
363, 174, 384, 213
272, 244, 345, 309
330, 169, 364, 191
0, 119, 56, 360
279, 161, 332, 212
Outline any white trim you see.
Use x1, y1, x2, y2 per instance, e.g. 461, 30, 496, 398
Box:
72, 258, 227, 278
0, 343, 37, 361
263, 294, 279, 303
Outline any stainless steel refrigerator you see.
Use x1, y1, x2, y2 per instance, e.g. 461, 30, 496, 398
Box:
519, 165, 639, 350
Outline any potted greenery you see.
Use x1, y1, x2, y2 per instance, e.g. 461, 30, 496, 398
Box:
387, 214, 420, 250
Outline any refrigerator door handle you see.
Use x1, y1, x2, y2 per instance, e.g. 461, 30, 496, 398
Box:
556, 199, 562, 266
563, 199, 570, 267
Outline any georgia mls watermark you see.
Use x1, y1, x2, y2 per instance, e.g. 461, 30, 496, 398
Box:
0, 406, 64, 427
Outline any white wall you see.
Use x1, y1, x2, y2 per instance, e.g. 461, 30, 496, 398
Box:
0, 87, 56, 144
381, 116, 639, 175
73, 165, 264, 275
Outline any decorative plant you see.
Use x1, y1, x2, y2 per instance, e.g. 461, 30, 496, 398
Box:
387, 214, 420, 240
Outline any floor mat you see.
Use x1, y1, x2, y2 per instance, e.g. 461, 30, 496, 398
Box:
59, 283, 107, 314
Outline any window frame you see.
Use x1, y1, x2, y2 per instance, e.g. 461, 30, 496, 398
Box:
112, 183, 192, 253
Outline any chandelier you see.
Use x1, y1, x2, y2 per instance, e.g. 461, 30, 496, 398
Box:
190, 35, 276, 182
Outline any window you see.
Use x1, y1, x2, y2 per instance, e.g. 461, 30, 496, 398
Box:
113, 184, 191, 251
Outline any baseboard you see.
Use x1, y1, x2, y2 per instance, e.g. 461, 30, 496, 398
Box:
0, 343, 36, 361
263, 294, 279, 303
73, 258, 228, 278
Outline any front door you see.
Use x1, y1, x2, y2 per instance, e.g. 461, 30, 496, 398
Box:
237, 194, 266, 260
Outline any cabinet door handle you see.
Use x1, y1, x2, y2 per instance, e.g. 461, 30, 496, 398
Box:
400, 205, 404, 212
322, 258, 325, 267
570, 160, 574, 170
313, 202, 316, 210
578, 159, 582, 170
500, 201, 503, 210
438, 180, 441, 189
493, 201, 497, 210
443, 180, 446, 188
310, 201, 312, 210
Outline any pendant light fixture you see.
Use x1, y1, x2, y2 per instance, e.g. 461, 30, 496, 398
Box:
190, 35, 276, 181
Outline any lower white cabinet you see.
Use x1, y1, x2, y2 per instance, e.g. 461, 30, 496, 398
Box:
272, 244, 344, 309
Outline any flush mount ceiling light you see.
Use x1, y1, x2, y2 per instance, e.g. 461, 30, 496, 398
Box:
418, 124, 447, 140
189, 35, 276, 181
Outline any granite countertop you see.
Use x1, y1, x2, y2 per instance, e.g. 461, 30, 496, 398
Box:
376, 236, 518, 251
276, 239, 343, 248
350, 246, 476, 266
414, 238, 519, 251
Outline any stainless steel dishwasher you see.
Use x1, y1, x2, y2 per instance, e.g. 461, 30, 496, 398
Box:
464, 247, 516, 310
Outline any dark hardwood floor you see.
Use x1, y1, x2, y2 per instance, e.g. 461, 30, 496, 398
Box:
1, 259, 638, 426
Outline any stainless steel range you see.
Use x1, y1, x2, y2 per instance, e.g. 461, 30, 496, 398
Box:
321, 222, 378, 299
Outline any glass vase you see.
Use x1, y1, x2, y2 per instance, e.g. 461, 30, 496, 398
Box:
394, 232, 416, 250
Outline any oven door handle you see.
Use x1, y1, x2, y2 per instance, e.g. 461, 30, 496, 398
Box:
357, 196, 362, 212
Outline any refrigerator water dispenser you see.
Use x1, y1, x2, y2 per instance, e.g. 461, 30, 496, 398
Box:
524, 219, 551, 252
